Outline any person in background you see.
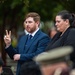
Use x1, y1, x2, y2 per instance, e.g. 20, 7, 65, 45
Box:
18, 29, 28, 41
20, 61, 41, 75
34, 46, 73, 75
0, 58, 4, 75
48, 26, 57, 39
0, 57, 14, 75
4, 12, 50, 75
45, 10, 75, 68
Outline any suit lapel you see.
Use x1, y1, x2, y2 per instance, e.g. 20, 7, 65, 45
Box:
19, 35, 28, 53
25, 30, 41, 53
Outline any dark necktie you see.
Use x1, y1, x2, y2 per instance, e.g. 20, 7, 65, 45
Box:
28, 35, 32, 40
26, 35, 32, 45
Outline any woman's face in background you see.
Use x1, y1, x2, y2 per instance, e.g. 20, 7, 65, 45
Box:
55, 16, 69, 33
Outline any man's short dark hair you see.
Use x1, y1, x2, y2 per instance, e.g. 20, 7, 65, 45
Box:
25, 12, 40, 22
20, 61, 41, 75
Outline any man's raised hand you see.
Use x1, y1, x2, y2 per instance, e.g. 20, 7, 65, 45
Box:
4, 30, 11, 47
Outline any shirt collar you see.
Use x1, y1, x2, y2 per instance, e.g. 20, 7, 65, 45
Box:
24, 30, 29, 35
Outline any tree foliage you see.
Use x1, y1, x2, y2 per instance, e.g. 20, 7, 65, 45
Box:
59, 0, 75, 12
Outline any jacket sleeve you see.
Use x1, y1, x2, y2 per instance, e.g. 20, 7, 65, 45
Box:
5, 45, 17, 59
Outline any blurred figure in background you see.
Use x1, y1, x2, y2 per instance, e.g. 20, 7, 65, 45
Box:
48, 26, 57, 39
18, 29, 28, 41
34, 46, 73, 75
20, 61, 41, 75
0, 57, 14, 75
0, 58, 4, 75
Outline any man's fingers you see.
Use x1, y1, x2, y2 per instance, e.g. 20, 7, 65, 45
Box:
9, 31, 11, 37
5, 30, 9, 36
5, 30, 11, 37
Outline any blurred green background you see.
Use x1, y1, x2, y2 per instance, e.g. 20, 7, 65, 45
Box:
0, 0, 75, 64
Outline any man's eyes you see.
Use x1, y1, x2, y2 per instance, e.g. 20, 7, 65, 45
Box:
29, 21, 33, 23
25, 21, 33, 23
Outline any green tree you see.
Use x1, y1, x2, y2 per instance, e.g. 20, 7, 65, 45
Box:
59, 0, 75, 12
0, 0, 29, 64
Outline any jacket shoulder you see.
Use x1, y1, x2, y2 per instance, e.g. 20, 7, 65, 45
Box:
69, 28, 75, 34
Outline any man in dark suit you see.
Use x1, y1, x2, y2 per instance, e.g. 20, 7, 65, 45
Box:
4, 12, 50, 75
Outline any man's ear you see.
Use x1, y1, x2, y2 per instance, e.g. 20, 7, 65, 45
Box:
36, 21, 40, 27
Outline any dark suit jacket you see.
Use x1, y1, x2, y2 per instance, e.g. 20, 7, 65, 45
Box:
5, 29, 50, 75
46, 27, 75, 67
